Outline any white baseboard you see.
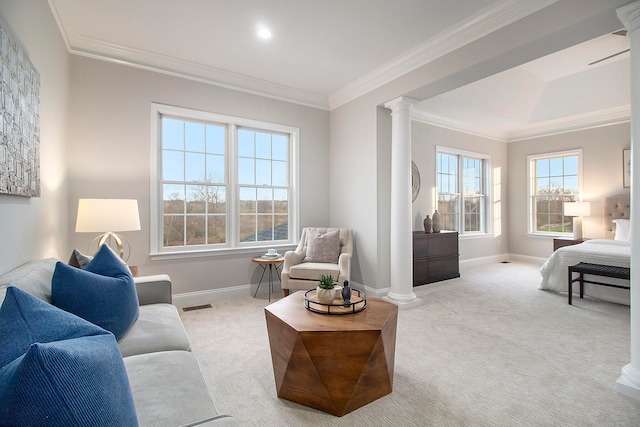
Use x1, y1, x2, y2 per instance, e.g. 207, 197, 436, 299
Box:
350, 281, 389, 298
174, 254, 546, 307
460, 254, 509, 272
506, 253, 547, 266
174, 282, 283, 308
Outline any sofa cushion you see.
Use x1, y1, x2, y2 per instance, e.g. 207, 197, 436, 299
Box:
303, 229, 340, 263
52, 244, 139, 340
0, 286, 107, 369
124, 351, 219, 427
118, 303, 191, 357
0, 287, 138, 426
0, 258, 57, 304
289, 262, 340, 281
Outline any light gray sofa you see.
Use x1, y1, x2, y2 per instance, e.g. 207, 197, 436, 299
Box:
0, 258, 236, 427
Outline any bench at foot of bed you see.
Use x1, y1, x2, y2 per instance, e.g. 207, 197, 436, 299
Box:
568, 262, 630, 305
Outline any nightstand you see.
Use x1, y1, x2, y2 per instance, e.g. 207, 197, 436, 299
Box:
553, 238, 585, 251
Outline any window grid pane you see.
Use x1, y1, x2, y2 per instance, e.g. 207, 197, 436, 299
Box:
437, 194, 459, 232
436, 152, 487, 234
159, 113, 292, 250
237, 127, 290, 244
161, 115, 230, 247
531, 153, 579, 234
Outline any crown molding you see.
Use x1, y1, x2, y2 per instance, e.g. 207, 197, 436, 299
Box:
507, 105, 630, 142
411, 110, 508, 142
411, 105, 630, 143
47, 1, 328, 110
329, 0, 559, 110
70, 37, 330, 110
49, 0, 558, 112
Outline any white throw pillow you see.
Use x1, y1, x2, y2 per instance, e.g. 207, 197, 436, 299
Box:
613, 219, 631, 241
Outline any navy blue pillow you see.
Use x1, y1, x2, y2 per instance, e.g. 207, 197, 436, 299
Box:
52, 244, 139, 340
0, 287, 139, 426
0, 286, 107, 369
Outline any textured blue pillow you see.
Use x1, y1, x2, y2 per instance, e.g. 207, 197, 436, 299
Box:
0, 337, 139, 426
0, 286, 107, 369
0, 287, 139, 426
52, 244, 139, 340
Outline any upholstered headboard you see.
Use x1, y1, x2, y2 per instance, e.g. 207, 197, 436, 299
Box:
604, 194, 630, 239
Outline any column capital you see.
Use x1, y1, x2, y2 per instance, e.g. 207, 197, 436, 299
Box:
618, 1, 640, 33
384, 96, 418, 112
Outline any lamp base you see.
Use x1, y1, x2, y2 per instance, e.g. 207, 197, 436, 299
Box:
572, 217, 583, 240
94, 232, 130, 260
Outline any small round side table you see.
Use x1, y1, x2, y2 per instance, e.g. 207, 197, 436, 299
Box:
251, 256, 284, 301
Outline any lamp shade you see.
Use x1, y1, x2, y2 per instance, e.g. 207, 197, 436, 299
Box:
76, 199, 141, 233
563, 201, 591, 217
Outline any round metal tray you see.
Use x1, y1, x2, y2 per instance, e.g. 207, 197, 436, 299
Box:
303, 289, 366, 315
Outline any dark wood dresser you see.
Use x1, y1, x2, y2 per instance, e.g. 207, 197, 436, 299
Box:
413, 231, 460, 286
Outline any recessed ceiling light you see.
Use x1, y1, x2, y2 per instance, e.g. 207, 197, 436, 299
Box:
257, 26, 272, 39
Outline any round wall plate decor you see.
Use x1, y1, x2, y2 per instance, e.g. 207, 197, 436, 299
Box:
411, 161, 420, 202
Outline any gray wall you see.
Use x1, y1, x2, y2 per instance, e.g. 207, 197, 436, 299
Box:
411, 122, 509, 261
66, 56, 330, 295
0, 0, 70, 274
507, 122, 631, 261
0, 0, 631, 298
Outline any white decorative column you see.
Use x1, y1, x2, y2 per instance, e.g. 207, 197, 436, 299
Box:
383, 97, 421, 308
617, 1, 640, 400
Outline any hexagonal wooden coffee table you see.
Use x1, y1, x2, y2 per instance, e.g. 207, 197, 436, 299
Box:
264, 291, 398, 416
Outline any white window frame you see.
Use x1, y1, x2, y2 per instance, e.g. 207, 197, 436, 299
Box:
150, 103, 299, 258
527, 149, 582, 237
436, 146, 491, 236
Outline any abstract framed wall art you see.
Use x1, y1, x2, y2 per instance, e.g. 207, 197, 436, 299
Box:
0, 22, 40, 197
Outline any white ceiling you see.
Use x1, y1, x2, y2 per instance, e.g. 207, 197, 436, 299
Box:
415, 31, 630, 141
47, 0, 630, 142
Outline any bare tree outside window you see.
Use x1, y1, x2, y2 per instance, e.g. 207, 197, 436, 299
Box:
530, 152, 580, 234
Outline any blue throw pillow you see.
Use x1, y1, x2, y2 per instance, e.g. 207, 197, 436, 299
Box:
52, 244, 139, 340
0, 286, 107, 369
0, 287, 139, 426
0, 336, 139, 426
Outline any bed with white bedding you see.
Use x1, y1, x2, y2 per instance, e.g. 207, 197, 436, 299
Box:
539, 239, 630, 305
538, 194, 631, 305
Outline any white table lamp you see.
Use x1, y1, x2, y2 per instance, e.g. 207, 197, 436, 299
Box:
76, 199, 141, 259
563, 201, 591, 240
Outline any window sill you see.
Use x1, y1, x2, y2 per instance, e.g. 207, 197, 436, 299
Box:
459, 233, 493, 240
150, 244, 298, 261
526, 233, 573, 239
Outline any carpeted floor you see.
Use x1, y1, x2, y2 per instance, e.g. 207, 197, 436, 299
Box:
179, 261, 640, 426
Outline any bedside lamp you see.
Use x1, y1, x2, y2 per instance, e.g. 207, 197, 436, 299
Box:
76, 199, 141, 260
563, 201, 591, 240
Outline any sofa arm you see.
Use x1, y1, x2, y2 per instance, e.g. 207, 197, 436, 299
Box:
338, 252, 351, 283
133, 274, 172, 305
282, 250, 305, 274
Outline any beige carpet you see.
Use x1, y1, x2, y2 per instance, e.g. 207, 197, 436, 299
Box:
179, 261, 640, 426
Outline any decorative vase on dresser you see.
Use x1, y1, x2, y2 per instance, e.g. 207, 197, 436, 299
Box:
423, 215, 432, 233
432, 210, 442, 233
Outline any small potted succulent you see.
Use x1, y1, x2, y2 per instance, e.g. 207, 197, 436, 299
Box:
316, 274, 341, 304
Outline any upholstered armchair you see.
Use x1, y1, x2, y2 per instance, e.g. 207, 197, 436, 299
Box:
281, 227, 353, 296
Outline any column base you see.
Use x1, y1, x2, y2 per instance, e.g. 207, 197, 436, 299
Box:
616, 364, 640, 400
383, 291, 423, 309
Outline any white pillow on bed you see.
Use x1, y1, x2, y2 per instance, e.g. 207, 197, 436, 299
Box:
613, 219, 631, 241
